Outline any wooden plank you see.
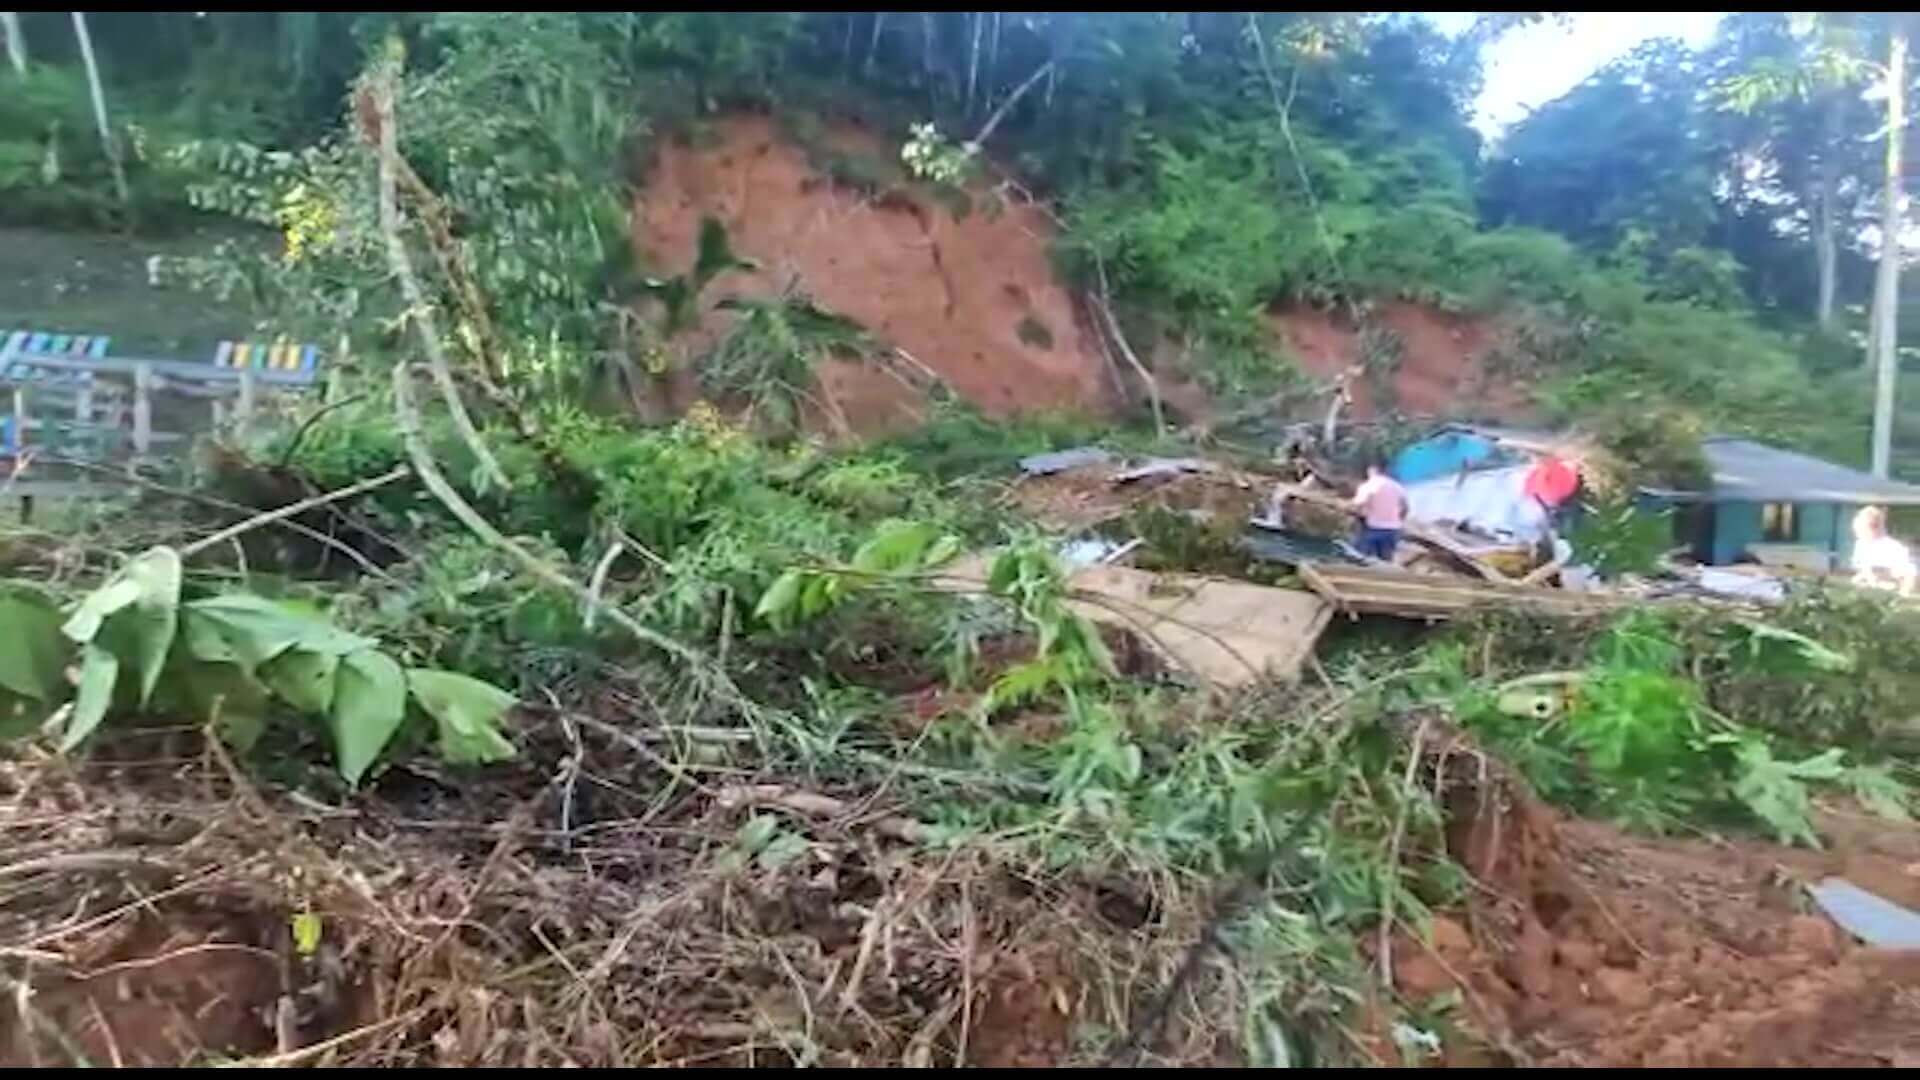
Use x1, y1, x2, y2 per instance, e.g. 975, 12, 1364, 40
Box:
1301, 561, 1617, 621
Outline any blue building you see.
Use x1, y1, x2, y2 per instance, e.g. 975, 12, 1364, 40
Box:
1649, 437, 1920, 568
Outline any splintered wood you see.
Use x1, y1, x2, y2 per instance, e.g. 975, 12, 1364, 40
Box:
1297, 561, 1623, 622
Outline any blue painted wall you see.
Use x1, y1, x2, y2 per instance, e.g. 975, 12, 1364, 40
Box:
1692, 500, 1853, 565
1711, 501, 1762, 565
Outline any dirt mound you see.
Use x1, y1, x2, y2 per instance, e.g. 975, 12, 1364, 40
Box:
1396, 736, 1920, 1068
633, 114, 1116, 434
0, 717, 1214, 1068
1271, 301, 1537, 424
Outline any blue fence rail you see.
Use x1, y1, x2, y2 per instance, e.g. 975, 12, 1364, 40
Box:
1, 328, 326, 459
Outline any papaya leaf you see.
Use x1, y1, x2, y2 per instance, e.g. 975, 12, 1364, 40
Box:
0, 585, 68, 702
331, 650, 406, 786
61, 645, 119, 752
261, 649, 341, 716
406, 668, 517, 766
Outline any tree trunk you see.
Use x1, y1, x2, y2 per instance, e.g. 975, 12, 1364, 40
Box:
70, 12, 128, 209
1816, 93, 1840, 328
1, 12, 25, 76
864, 12, 884, 77
1870, 24, 1906, 478
987, 12, 1001, 106
967, 11, 983, 117
964, 59, 1054, 154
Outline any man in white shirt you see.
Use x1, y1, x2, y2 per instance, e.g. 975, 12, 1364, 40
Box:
1352, 457, 1409, 562
1851, 505, 1916, 596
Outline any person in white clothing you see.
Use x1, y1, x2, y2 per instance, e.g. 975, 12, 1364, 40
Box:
1851, 505, 1916, 596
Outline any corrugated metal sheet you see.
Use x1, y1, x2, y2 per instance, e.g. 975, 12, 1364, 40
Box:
1659, 438, 1920, 506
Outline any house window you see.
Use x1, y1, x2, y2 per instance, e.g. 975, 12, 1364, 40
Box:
1761, 502, 1797, 542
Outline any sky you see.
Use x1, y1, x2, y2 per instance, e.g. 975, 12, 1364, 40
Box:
1427, 12, 1727, 137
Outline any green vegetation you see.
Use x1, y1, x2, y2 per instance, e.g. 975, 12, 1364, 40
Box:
7, 10, 1920, 1069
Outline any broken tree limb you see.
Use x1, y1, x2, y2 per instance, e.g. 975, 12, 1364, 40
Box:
1323, 367, 1357, 448
716, 783, 926, 843
178, 465, 411, 559
40, 454, 400, 582
1092, 257, 1165, 436
964, 59, 1054, 154
391, 362, 711, 671
370, 54, 509, 493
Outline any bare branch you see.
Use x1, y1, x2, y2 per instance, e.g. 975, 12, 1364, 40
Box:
964, 59, 1054, 155
369, 51, 509, 492
178, 465, 411, 558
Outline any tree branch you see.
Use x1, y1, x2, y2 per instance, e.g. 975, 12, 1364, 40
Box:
965, 59, 1054, 154
390, 362, 712, 671
178, 465, 411, 558
1091, 257, 1165, 436
369, 52, 509, 492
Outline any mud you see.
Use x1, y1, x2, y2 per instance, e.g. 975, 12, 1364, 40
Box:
1395, 775, 1920, 1068
0, 913, 283, 1067
1272, 301, 1537, 423
634, 114, 1116, 433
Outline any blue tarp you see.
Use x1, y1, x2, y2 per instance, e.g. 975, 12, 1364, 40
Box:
1389, 430, 1502, 485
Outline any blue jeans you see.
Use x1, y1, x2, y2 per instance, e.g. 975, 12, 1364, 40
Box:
1359, 526, 1401, 561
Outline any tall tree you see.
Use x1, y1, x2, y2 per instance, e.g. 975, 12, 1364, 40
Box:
69, 11, 127, 208
1, 11, 23, 75
1713, 13, 1875, 327
1871, 21, 1906, 477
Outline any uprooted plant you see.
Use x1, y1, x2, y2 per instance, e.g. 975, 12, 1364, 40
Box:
0, 545, 515, 786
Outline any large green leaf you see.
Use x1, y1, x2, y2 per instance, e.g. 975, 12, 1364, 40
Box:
183, 595, 377, 673
178, 660, 272, 752
61, 645, 119, 752
60, 579, 142, 644
64, 548, 182, 708
405, 668, 517, 765
331, 650, 407, 786
0, 585, 69, 702
0, 690, 51, 739
261, 649, 340, 716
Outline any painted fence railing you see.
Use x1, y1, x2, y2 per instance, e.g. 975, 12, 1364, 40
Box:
0, 329, 327, 503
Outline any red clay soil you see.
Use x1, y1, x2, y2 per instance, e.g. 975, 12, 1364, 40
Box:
1272, 301, 1537, 423
633, 114, 1116, 434
0, 913, 284, 1067
1388, 786, 1920, 1068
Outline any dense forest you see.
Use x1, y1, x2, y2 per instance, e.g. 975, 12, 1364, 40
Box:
4, 11, 1920, 1069
5, 12, 1919, 462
